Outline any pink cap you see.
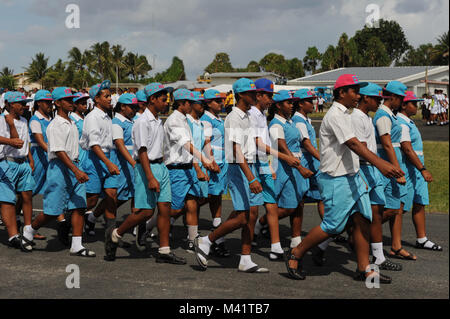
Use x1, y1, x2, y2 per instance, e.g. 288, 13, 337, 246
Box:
403, 91, 424, 103
334, 74, 368, 90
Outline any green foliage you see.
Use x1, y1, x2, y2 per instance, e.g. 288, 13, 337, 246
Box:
320, 45, 338, 72
0, 67, 16, 89
246, 60, 261, 72
303, 46, 322, 74
153, 56, 186, 83
24, 52, 49, 88
362, 37, 390, 67
204, 53, 234, 74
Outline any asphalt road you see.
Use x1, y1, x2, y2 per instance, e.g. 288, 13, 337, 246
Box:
0, 198, 448, 299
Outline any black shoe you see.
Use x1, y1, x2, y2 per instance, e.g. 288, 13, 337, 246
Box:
211, 242, 230, 257
311, 246, 326, 266
104, 226, 118, 262
57, 220, 71, 247
155, 252, 187, 265
334, 235, 347, 243
84, 214, 95, 236
135, 222, 148, 252
372, 257, 402, 271
269, 251, 284, 261
186, 240, 195, 254
354, 269, 392, 284
0, 218, 4, 227
284, 248, 306, 280
260, 225, 270, 239
8, 236, 22, 249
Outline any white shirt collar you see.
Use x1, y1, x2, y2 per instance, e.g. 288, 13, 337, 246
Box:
186, 114, 201, 124
353, 108, 370, 118
333, 101, 350, 114
35, 110, 50, 121
55, 114, 72, 125
274, 113, 290, 124
70, 112, 83, 121
204, 110, 220, 121
143, 108, 158, 122
173, 109, 186, 119
115, 113, 132, 123
294, 111, 308, 121
380, 104, 394, 117
94, 107, 109, 118
397, 112, 412, 123
233, 106, 248, 119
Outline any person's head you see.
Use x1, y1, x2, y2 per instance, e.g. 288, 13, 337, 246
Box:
190, 92, 205, 117
203, 90, 225, 114
115, 93, 139, 120
293, 89, 317, 115
173, 89, 197, 115
52, 87, 78, 115
90, 80, 112, 111
144, 83, 173, 114
401, 91, 423, 118
72, 93, 89, 115
254, 78, 275, 110
268, 90, 294, 120
6, 92, 31, 117
232, 78, 259, 110
118, 88, 123, 95
333, 74, 368, 109
33, 90, 53, 116
357, 83, 384, 113
136, 90, 148, 113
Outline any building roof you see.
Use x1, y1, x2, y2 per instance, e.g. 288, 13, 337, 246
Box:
209, 72, 280, 78
290, 66, 446, 83
164, 80, 211, 90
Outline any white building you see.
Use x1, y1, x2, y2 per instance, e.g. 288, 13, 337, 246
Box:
207, 72, 282, 86
288, 66, 449, 96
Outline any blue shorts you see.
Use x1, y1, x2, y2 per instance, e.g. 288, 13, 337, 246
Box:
382, 175, 407, 210
43, 159, 87, 216
134, 163, 171, 210
208, 161, 228, 196
31, 147, 48, 196
227, 163, 264, 211
82, 150, 119, 194
301, 157, 321, 203
188, 165, 209, 199
318, 172, 372, 235
359, 165, 386, 206
169, 166, 197, 210
0, 160, 16, 204
404, 164, 429, 212
275, 162, 308, 209
110, 150, 134, 201
255, 160, 276, 204
0, 160, 35, 201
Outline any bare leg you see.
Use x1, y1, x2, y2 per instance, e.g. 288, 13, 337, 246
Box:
21, 191, 33, 226
209, 211, 247, 242
1, 203, 19, 237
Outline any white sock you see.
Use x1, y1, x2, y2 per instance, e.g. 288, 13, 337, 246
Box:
371, 242, 386, 264
158, 246, 170, 254
87, 212, 96, 224
111, 228, 121, 243
23, 225, 36, 242
199, 235, 212, 256
212, 218, 221, 228
9, 234, 19, 241
318, 238, 333, 251
417, 236, 435, 249
290, 236, 302, 248
271, 242, 283, 254
239, 254, 257, 271
70, 236, 84, 253
187, 225, 198, 241
256, 219, 266, 235
146, 212, 158, 231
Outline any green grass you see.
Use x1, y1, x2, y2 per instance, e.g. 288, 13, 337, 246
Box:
424, 141, 449, 213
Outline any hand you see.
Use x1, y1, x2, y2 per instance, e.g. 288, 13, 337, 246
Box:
249, 179, 263, 194
4, 114, 15, 126
396, 176, 407, 185
421, 170, 433, 183
196, 169, 209, 182
212, 161, 221, 173
298, 166, 314, 178
148, 177, 160, 193
107, 162, 120, 175
376, 160, 404, 179
9, 138, 24, 149
74, 169, 89, 184
201, 157, 215, 172
286, 155, 300, 168
131, 160, 136, 168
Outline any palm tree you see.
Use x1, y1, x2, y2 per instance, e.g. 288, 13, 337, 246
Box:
0, 67, 16, 89
111, 44, 126, 87
432, 31, 449, 64
25, 52, 49, 89
88, 41, 113, 80
124, 52, 151, 81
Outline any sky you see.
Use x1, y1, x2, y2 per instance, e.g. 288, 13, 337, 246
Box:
0, 0, 448, 81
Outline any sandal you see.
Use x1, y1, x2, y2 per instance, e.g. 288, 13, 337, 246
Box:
372, 257, 402, 271
19, 227, 33, 252
193, 237, 209, 270
389, 247, 416, 261
415, 240, 443, 251
70, 248, 96, 257
284, 248, 305, 280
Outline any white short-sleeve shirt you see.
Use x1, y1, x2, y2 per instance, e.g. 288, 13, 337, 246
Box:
375, 105, 394, 137
397, 113, 412, 143
80, 107, 113, 153
47, 115, 79, 161
133, 108, 164, 161
248, 106, 271, 162
224, 106, 256, 163
293, 111, 310, 140
163, 109, 193, 165
112, 113, 132, 141
29, 111, 50, 135
0, 116, 7, 157
2, 116, 30, 158
319, 102, 359, 176
351, 108, 377, 154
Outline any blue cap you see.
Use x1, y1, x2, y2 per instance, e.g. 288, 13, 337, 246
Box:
383, 81, 407, 97
52, 87, 78, 101
254, 78, 276, 94
34, 90, 53, 102
144, 83, 173, 98
6, 92, 33, 103
73, 92, 90, 103
192, 91, 204, 104
359, 82, 386, 98
173, 89, 197, 102
273, 90, 294, 103
136, 90, 147, 102
89, 80, 111, 100
203, 89, 223, 100
293, 89, 316, 100
232, 78, 259, 94
118, 93, 139, 105
3, 91, 14, 103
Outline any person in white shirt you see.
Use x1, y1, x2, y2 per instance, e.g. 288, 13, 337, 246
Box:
317, 96, 325, 113
285, 74, 403, 283
80, 81, 121, 237
0, 92, 36, 250
21, 87, 95, 257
